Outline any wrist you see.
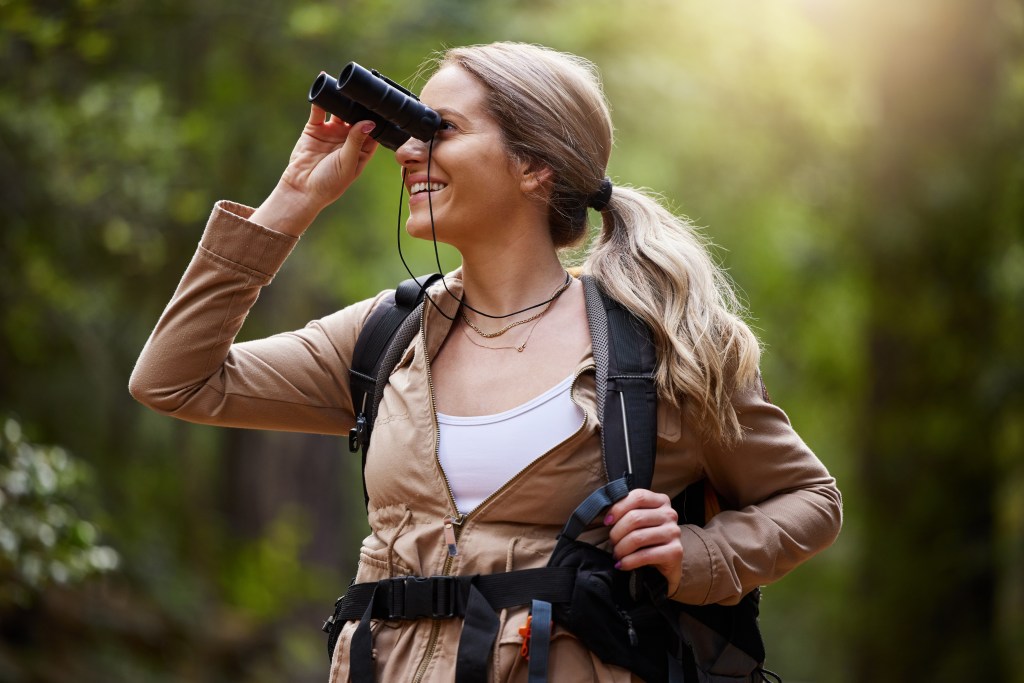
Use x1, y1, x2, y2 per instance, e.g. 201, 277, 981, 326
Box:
249, 182, 323, 237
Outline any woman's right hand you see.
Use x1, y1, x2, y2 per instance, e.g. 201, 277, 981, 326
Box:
250, 105, 379, 237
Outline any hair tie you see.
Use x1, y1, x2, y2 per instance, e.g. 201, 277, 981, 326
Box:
587, 177, 613, 211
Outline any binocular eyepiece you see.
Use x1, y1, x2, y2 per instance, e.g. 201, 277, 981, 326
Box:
308, 62, 441, 151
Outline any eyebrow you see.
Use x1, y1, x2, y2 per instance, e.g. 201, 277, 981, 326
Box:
432, 106, 468, 121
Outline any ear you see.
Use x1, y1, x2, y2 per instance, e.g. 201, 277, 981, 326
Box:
519, 162, 553, 195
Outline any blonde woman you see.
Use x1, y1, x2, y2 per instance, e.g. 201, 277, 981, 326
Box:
131, 42, 842, 682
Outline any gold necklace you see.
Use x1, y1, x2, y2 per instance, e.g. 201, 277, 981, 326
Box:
461, 273, 572, 339
460, 312, 544, 352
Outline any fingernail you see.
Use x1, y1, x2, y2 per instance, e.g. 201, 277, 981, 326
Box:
614, 561, 622, 570
603, 514, 614, 526
361, 122, 376, 134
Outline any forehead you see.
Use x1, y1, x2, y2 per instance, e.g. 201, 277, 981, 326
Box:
419, 66, 491, 118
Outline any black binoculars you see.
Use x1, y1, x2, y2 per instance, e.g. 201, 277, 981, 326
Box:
308, 63, 441, 151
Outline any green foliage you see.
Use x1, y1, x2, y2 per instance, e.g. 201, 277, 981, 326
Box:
220, 507, 333, 622
0, 416, 119, 606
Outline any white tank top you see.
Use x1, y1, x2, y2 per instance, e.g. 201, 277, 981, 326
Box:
437, 374, 584, 514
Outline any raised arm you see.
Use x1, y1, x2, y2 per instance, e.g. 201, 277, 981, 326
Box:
129, 106, 385, 434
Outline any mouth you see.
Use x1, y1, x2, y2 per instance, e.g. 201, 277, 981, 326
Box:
409, 181, 448, 197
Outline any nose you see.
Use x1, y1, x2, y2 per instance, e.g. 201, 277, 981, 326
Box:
395, 135, 428, 167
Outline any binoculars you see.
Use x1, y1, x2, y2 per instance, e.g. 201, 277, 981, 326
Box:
308, 63, 441, 151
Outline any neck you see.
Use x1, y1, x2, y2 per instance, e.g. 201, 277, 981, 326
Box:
458, 250, 568, 319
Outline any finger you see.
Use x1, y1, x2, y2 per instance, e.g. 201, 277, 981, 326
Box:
614, 539, 684, 594
611, 520, 682, 560
607, 506, 678, 546
614, 537, 683, 569
604, 489, 673, 529
308, 104, 328, 126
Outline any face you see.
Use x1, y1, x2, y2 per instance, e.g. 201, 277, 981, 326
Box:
395, 66, 537, 249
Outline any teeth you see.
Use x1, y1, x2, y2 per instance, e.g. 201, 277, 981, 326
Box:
410, 181, 447, 195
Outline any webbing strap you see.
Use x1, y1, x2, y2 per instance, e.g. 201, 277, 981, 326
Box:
349, 275, 439, 383
455, 584, 501, 683
348, 273, 442, 509
335, 567, 577, 622
527, 600, 552, 683
343, 569, 577, 683
349, 584, 379, 682
558, 477, 630, 543
596, 288, 658, 490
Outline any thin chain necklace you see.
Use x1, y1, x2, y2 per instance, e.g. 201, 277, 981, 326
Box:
461, 272, 572, 339
460, 315, 543, 353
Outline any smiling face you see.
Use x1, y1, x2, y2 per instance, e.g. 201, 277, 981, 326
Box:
395, 66, 545, 251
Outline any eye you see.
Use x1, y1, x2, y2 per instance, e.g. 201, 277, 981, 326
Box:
438, 119, 458, 133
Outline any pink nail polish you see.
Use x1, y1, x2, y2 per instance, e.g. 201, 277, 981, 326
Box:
361, 122, 376, 134
614, 561, 622, 570
603, 514, 614, 526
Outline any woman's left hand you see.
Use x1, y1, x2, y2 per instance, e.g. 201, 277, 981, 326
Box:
605, 489, 684, 595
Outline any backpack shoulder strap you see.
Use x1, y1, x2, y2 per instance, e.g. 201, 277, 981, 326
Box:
581, 276, 658, 490
348, 273, 442, 508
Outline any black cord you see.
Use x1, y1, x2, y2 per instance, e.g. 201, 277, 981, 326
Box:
394, 137, 570, 321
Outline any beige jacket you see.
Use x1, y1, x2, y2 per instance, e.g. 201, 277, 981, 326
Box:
130, 201, 843, 683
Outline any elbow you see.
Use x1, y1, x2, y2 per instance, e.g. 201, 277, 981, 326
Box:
812, 479, 844, 552
128, 361, 161, 412
827, 483, 844, 545
128, 357, 182, 415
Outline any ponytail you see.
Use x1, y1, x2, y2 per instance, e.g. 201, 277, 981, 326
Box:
584, 185, 761, 445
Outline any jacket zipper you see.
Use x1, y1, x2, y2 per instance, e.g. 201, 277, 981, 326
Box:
412, 317, 459, 683
410, 333, 593, 682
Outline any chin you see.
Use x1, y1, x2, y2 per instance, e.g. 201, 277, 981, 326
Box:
405, 218, 434, 242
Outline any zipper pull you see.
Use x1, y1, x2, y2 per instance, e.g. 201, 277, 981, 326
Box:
443, 515, 462, 557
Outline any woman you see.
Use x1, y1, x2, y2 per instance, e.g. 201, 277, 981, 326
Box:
130, 42, 842, 682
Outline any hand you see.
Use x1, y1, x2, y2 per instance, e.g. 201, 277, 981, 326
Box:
605, 489, 684, 595
252, 105, 379, 236
281, 105, 379, 204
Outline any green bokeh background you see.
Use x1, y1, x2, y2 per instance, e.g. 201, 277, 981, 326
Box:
1, 1, 1022, 681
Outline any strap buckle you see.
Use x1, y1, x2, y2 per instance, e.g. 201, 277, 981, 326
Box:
386, 575, 459, 619
348, 414, 368, 453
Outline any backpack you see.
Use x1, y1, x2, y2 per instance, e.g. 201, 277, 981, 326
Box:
323, 274, 779, 683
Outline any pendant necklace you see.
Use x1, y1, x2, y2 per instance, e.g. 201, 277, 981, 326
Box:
461, 272, 572, 340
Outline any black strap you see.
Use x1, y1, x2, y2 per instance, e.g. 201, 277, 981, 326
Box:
455, 584, 501, 683
342, 569, 577, 683
598, 289, 658, 490
348, 273, 442, 508
335, 568, 577, 622
349, 584, 380, 682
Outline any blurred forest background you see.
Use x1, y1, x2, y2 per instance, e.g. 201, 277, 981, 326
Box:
1, 0, 1022, 681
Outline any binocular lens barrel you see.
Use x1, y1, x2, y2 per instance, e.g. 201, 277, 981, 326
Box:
307, 63, 442, 152
336, 63, 442, 143
308, 73, 409, 151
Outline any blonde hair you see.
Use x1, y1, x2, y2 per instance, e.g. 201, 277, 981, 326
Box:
438, 43, 761, 444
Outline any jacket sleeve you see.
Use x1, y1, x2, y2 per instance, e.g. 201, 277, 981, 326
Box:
128, 200, 386, 435
670, 381, 843, 606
